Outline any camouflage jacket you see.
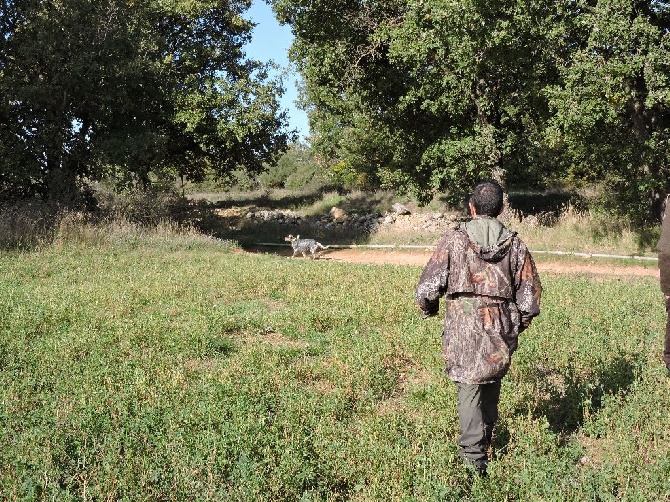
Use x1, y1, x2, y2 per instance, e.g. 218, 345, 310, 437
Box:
415, 217, 542, 384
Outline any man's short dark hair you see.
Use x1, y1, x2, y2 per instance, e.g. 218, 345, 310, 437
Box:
470, 180, 504, 217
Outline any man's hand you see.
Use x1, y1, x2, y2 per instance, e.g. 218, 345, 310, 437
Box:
519, 316, 532, 333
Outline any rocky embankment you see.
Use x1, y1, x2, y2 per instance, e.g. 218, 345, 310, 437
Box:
221, 202, 461, 233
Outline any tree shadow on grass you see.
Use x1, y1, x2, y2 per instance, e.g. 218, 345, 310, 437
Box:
212, 218, 374, 249
494, 353, 640, 452
507, 191, 585, 218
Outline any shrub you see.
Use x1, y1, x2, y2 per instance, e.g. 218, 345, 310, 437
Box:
0, 200, 60, 250
259, 142, 333, 192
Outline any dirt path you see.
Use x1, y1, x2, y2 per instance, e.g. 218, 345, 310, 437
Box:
253, 246, 659, 278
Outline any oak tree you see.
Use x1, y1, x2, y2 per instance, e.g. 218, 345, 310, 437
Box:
273, 0, 669, 222
0, 0, 295, 205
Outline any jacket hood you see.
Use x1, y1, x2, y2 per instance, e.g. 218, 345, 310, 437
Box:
461, 217, 516, 262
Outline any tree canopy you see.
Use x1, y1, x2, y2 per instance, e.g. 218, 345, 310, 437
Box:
273, 0, 670, 222
0, 0, 295, 205
546, 0, 670, 221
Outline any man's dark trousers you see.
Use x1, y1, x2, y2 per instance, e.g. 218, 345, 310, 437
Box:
456, 380, 502, 471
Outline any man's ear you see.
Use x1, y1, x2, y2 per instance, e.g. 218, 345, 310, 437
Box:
468, 201, 477, 216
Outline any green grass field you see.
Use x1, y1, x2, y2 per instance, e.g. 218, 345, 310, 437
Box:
2, 234, 669, 500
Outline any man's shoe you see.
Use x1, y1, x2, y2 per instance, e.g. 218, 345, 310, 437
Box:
463, 459, 488, 478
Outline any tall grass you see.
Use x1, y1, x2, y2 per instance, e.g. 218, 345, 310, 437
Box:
502, 204, 658, 257
0, 201, 62, 250
0, 193, 224, 253
1, 227, 669, 500
363, 203, 658, 256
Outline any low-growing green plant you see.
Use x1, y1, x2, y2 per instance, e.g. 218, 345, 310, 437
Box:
1, 232, 669, 500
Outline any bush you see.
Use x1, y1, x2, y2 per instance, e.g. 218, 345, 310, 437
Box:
0, 200, 62, 250
259, 142, 334, 192
94, 183, 189, 226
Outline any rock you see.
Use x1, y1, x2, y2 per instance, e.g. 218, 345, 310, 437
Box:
522, 214, 539, 227
330, 206, 348, 222
392, 203, 411, 215
220, 203, 460, 234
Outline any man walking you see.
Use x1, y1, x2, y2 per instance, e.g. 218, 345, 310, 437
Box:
415, 180, 542, 476
657, 194, 670, 376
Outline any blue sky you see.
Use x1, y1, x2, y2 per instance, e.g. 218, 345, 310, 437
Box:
245, 1, 309, 139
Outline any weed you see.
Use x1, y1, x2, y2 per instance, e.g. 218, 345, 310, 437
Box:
1, 228, 668, 500
0, 192, 667, 499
